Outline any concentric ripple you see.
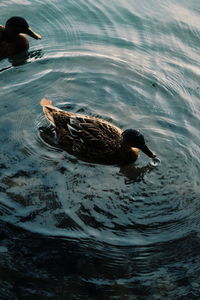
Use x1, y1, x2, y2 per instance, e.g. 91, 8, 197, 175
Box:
0, 0, 200, 299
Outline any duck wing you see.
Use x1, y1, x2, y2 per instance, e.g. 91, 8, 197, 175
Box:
66, 115, 121, 149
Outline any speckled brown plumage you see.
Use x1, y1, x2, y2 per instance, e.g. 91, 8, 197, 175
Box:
40, 98, 156, 165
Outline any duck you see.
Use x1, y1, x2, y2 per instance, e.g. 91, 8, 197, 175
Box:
0, 16, 41, 58
40, 98, 156, 165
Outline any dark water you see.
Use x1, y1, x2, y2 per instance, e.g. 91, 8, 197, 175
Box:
0, 0, 200, 299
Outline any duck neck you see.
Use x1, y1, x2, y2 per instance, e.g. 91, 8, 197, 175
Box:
120, 140, 133, 152
119, 143, 139, 163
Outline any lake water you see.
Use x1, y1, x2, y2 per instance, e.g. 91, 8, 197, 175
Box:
0, 0, 200, 299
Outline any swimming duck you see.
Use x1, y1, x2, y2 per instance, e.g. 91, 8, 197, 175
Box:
40, 98, 156, 165
0, 16, 41, 58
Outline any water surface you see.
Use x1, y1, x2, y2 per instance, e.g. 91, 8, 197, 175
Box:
0, 0, 200, 299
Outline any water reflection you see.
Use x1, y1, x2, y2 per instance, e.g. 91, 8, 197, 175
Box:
119, 163, 155, 184
0, 49, 43, 71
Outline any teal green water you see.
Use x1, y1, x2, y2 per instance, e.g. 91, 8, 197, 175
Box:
0, 0, 200, 299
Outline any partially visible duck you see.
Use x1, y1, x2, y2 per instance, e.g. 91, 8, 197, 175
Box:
40, 98, 156, 165
0, 16, 41, 58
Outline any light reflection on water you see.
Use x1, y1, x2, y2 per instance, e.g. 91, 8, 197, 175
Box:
0, 0, 200, 299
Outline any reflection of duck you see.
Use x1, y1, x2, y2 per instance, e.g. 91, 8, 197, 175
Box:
120, 163, 155, 183
40, 98, 156, 165
0, 16, 41, 58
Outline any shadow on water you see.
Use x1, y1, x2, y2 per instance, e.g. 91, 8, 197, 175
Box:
0, 49, 43, 72
1, 220, 200, 299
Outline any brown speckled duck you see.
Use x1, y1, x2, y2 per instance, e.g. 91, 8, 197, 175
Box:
40, 98, 156, 165
0, 16, 41, 58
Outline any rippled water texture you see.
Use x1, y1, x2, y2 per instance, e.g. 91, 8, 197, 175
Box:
1, 0, 200, 299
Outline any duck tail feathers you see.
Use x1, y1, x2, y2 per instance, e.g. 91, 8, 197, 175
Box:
40, 98, 53, 107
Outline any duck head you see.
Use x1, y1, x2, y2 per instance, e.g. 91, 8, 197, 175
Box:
5, 16, 41, 40
122, 129, 156, 158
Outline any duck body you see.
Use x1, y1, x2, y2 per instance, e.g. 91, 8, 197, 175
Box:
0, 16, 41, 58
40, 98, 156, 165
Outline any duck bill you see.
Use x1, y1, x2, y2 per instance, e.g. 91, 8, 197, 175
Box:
139, 144, 156, 158
26, 27, 41, 40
